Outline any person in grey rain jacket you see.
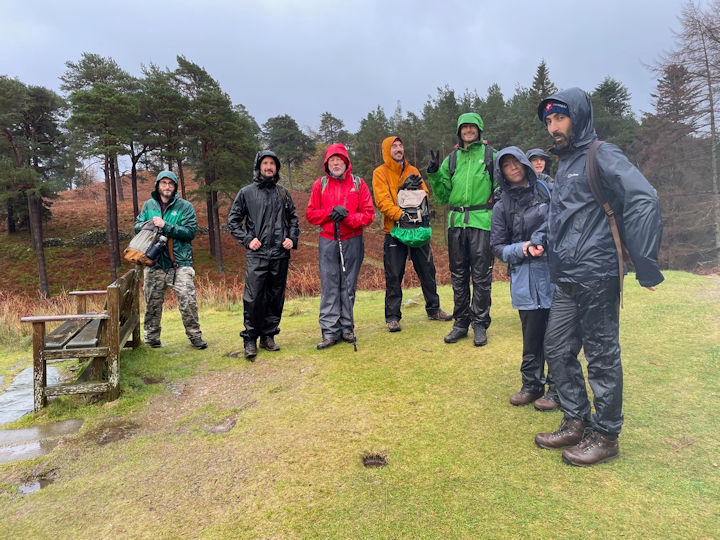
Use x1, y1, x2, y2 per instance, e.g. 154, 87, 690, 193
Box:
529, 87, 663, 467
490, 147, 558, 411
525, 148, 554, 185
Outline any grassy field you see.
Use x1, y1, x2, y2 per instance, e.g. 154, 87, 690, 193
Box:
0, 271, 718, 538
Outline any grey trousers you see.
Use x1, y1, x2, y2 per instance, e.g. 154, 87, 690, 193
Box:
318, 235, 364, 339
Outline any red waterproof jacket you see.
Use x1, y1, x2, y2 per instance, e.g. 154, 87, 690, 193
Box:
306, 143, 375, 241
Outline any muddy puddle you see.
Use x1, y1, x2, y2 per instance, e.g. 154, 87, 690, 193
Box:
18, 478, 54, 494
0, 418, 83, 464
0, 366, 60, 425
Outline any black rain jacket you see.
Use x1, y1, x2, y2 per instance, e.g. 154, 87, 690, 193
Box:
531, 88, 664, 287
228, 150, 300, 260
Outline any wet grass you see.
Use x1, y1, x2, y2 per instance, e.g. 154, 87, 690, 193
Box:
0, 272, 718, 538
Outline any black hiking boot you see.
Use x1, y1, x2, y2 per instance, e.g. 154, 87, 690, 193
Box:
259, 336, 280, 351
146, 339, 162, 349
535, 417, 587, 450
444, 327, 468, 343
562, 429, 620, 467
244, 339, 257, 360
472, 324, 488, 347
387, 321, 401, 332
190, 337, 208, 350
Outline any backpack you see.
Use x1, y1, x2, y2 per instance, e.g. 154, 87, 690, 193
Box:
448, 143, 495, 183
124, 222, 168, 267
320, 174, 362, 212
390, 179, 432, 247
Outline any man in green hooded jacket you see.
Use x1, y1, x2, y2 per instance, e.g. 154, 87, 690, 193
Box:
428, 113, 497, 346
134, 171, 207, 349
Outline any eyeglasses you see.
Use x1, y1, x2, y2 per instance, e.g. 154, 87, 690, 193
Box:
158, 180, 174, 186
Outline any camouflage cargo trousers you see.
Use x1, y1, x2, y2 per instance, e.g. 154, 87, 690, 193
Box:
143, 266, 202, 343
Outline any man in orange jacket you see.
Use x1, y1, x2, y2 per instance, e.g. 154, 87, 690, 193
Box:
372, 136, 452, 332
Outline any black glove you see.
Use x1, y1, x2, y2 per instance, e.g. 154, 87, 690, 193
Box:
329, 205, 348, 222
401, 174, 423, 190
427, 150, 440, 174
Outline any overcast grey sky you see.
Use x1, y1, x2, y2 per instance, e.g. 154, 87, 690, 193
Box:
0, 0, 685, 133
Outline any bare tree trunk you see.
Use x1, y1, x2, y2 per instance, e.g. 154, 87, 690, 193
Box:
177, 158, 186, 199
212, 190, 224, 274
7, 201, 15, 233
105, 154, 118, 281
28, 196, 49, 298
115, 154, 125, 201
287, 160, 293, 188
130, 157, 139, 217
205, 191, 215, 257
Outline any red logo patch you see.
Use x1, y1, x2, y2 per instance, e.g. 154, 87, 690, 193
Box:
545, 102, 553, 111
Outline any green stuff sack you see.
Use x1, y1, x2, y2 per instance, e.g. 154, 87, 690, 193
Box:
390, 187, 432, 247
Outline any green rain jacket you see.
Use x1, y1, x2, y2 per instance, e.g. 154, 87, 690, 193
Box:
428, 112, 497, 230
134, 172, 197, 269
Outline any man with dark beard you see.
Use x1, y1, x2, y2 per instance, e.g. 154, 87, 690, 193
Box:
529, 88, 663, 466
228, 150, 300, 360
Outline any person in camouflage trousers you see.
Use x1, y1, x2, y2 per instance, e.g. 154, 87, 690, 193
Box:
134, 171, 207, 349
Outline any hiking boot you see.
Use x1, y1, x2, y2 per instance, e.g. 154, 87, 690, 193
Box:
387, 321, 401, 332
146, 339, 162, 349
535, 417, 586, 450
444, 327, 468, 343
259, 336, 280, 351
342, 332, 356, 343
534, 395, 561, 412
510, 390, 544, 406
472, 325, 488, 347
244, 339, 257, 360
316, 338, 338, 350
562, 429, 620, 467
190, 337, 208, 350
428, 310, 452, 321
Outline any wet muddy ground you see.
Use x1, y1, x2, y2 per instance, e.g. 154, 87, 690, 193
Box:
0, 418, 83, 464
0, 367, 60, 425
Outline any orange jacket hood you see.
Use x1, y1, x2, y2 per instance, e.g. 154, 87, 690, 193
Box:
381, 136, 405, 173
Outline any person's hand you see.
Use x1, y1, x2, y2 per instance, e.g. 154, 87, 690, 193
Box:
329, 206, 348, 222
427, 150, 440, 174
282, 238, 293, 250
402, 174, 423, 190
249, 237, 261, 251
152, 216, 165, 228
528, 244, 544, 257
644, 286, 656, 291
522, 241, 531, 257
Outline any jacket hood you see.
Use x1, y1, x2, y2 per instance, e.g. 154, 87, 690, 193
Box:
526, 148, 551, 174
254, 150, 281, 182
538, 87, 597, 153
456, 112, 484, 137
323, 143, 352, 178
381, 136, 405, 172
153, 170, 178, 201
494, 146, 536, 192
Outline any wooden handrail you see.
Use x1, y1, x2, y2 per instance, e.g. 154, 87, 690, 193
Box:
21, 313, 109, 323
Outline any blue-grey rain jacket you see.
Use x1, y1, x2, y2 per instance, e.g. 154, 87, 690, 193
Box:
491, 147, 554, 310
531, 88, 664, 287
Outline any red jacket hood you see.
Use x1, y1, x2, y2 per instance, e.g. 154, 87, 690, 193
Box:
323, 143, 353, 178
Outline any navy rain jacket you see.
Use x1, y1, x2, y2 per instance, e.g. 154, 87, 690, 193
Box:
491, 147, 554, 310
531, 88, 664, 287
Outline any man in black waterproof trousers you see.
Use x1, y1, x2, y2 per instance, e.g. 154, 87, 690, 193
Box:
228, 150, 300, 360
529, 88, 664, 466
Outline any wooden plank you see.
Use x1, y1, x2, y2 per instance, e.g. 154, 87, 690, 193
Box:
44, 319, 88, 350
68, 290, 106, 296
32, 322, 46, 412
44, 382, 110, 396
66, 319, 102, 349
21, 313, 109, 323
42, 347, 109, 361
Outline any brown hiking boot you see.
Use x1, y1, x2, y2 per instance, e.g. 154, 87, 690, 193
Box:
341, 332, 356, 343
562, 429, 620, 467
316, 338, 338, 350
535, 417, 586, 450
428, 310, 452, 321
259, 336, 280, 351
510, 390, 544, 406
534, 395, 561, 412
387, 321, 401, 332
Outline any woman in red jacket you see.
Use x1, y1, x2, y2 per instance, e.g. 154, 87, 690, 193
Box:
306, 143, 375, 349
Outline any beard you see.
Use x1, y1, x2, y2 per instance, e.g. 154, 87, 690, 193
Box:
551, 130, 572, 150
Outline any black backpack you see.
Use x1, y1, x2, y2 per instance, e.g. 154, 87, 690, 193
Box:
447, 143, 495, 183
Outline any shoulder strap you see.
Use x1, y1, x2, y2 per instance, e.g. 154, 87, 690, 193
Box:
586, 139, 627, 307
448, 150, 457, 179
276, 185, 290, 225
535, 178, 551, 202
484, 144, 495, 183
321, 175, 329, 193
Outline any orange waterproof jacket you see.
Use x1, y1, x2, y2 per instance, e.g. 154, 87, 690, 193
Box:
372, 136, 430, 234
306, 143, 375, 241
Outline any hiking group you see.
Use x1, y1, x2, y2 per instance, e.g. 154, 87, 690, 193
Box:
135, 87, 664, 467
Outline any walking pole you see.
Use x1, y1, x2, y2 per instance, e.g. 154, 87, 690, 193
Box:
334, 221, 357, 352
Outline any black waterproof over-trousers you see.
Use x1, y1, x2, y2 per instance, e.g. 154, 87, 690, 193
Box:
447, 227, 493, 330
383, 234, 441, 322
240, 257, 289, 340
544, 278, 623, 435
518, 308, 555, 395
